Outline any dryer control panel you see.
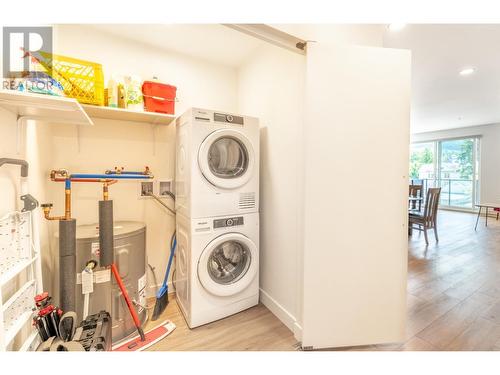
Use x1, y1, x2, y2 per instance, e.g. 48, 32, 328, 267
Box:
213, 216, 244, 229
214, 112, 244, 125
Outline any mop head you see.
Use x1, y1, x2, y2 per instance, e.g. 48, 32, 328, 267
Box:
112, 320, 176, 352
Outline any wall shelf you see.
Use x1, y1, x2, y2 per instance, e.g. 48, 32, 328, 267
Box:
82, 104, 176, 125
0, 90, 93, 125
0, 90, 176, 126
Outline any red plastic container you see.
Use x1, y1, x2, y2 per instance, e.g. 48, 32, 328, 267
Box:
142, 81, 177, 114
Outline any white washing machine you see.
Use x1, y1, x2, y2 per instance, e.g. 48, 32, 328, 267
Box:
175, 108, 260, 218
175, 212, 259, 328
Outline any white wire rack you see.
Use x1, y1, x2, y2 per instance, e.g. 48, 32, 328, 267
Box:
0, 210, 42, 351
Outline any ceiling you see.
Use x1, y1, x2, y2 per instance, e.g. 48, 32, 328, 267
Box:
384, 24, 500, 134
88, 24, 265, 68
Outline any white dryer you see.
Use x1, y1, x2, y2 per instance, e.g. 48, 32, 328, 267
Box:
175, 108, 259, 218
175, 212, 259, 328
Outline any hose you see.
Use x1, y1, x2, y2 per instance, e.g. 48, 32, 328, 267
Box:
146, 191, 175, 215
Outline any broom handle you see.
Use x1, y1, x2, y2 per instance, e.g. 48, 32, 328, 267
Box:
162, 236, 176, 286
111, 263, 145, 341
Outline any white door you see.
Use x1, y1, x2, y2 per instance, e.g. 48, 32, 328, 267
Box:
198, 129, 255, 189
301, 44, 410, 349
198, 233, 258, 296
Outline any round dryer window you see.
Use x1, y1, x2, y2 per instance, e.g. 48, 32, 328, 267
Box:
198, 233, 258, 297
198, 129, 255, 189
208, 136, 248, 179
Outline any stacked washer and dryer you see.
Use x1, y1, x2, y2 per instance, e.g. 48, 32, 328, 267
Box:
175, 108, 260, 328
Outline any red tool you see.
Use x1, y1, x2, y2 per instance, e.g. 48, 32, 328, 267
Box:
111, 263, 145, 341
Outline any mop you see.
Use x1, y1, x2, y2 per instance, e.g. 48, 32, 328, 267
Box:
112, 319, 176, 351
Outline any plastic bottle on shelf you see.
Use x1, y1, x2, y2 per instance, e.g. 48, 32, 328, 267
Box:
117, 83, 126, 109
107, 76, 118, 108
124, 75, 143, 112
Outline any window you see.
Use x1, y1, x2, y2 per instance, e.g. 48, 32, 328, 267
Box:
410, 137, 480, 210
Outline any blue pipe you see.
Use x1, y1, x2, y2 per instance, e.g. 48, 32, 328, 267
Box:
70, 173, 153, 180
107, 171, 146, 175
65, 179, 71, 189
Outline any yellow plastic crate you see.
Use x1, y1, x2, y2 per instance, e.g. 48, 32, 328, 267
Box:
33, 51, 105, 106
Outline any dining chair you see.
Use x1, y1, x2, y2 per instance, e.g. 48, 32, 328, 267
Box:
409, 184, 423, 211
409, 187, 441, 245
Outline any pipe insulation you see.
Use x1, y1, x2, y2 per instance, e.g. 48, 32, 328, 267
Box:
59, 219, 76, 312
99, 200, 114, 267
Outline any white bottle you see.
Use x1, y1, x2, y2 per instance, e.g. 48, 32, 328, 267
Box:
107, 76, 118, 108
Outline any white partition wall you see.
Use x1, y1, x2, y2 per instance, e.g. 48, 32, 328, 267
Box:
301, 44, 411, 349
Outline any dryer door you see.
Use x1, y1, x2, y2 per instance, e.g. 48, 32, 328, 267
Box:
198, 129, 255, 189
197, 233, 258, 297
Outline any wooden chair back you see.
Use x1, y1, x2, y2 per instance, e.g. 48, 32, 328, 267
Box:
423, 187, 441, 227
409, 184, 423, 210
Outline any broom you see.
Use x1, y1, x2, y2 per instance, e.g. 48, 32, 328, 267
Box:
152, 232, 177, 321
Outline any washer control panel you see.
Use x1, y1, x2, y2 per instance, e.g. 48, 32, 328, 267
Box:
214, 112, 244, 125
213, 216, 244, 229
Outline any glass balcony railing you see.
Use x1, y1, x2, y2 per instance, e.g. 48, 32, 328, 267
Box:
410, 178, 477, 210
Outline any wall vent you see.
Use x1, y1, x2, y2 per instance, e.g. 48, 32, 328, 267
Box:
239, 192, 256, 210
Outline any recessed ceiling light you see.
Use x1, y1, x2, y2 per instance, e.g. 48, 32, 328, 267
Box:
388, 24, 406, 32
459, 68, 475, 76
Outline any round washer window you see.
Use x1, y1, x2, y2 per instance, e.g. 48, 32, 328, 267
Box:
207, 240, 251, 285
208, 136, 249, 179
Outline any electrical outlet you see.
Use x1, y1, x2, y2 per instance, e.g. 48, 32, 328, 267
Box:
139, 181, 154, 198
158, 179, 173, 196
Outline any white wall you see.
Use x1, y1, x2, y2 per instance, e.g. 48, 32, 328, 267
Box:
38, 25, 239, 299
412, 123, 500, 204
237, 44, 305, 336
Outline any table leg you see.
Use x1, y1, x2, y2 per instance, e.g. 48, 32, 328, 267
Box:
486, 207, 489, 227
475, 206, 482, 231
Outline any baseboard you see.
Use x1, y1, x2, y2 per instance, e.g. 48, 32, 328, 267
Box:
293, 322, 303, 341
259, 288, 298, 334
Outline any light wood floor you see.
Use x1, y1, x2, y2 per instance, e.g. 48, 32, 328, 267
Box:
366, 209, 500, 351
145, 210, 500, 351
143, 296, 298, 350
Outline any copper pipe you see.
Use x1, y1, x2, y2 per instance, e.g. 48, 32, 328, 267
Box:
65, 185, 71, 220
103, 182, 109, 201
41, 205, 65, 221
43, 170, 121, 223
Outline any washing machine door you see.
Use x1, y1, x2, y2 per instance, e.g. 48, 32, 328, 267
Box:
198, 129, 255, 189
197, 233, 258, 297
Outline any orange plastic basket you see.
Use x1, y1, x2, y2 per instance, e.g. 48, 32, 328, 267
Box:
31, 51, 105, 106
